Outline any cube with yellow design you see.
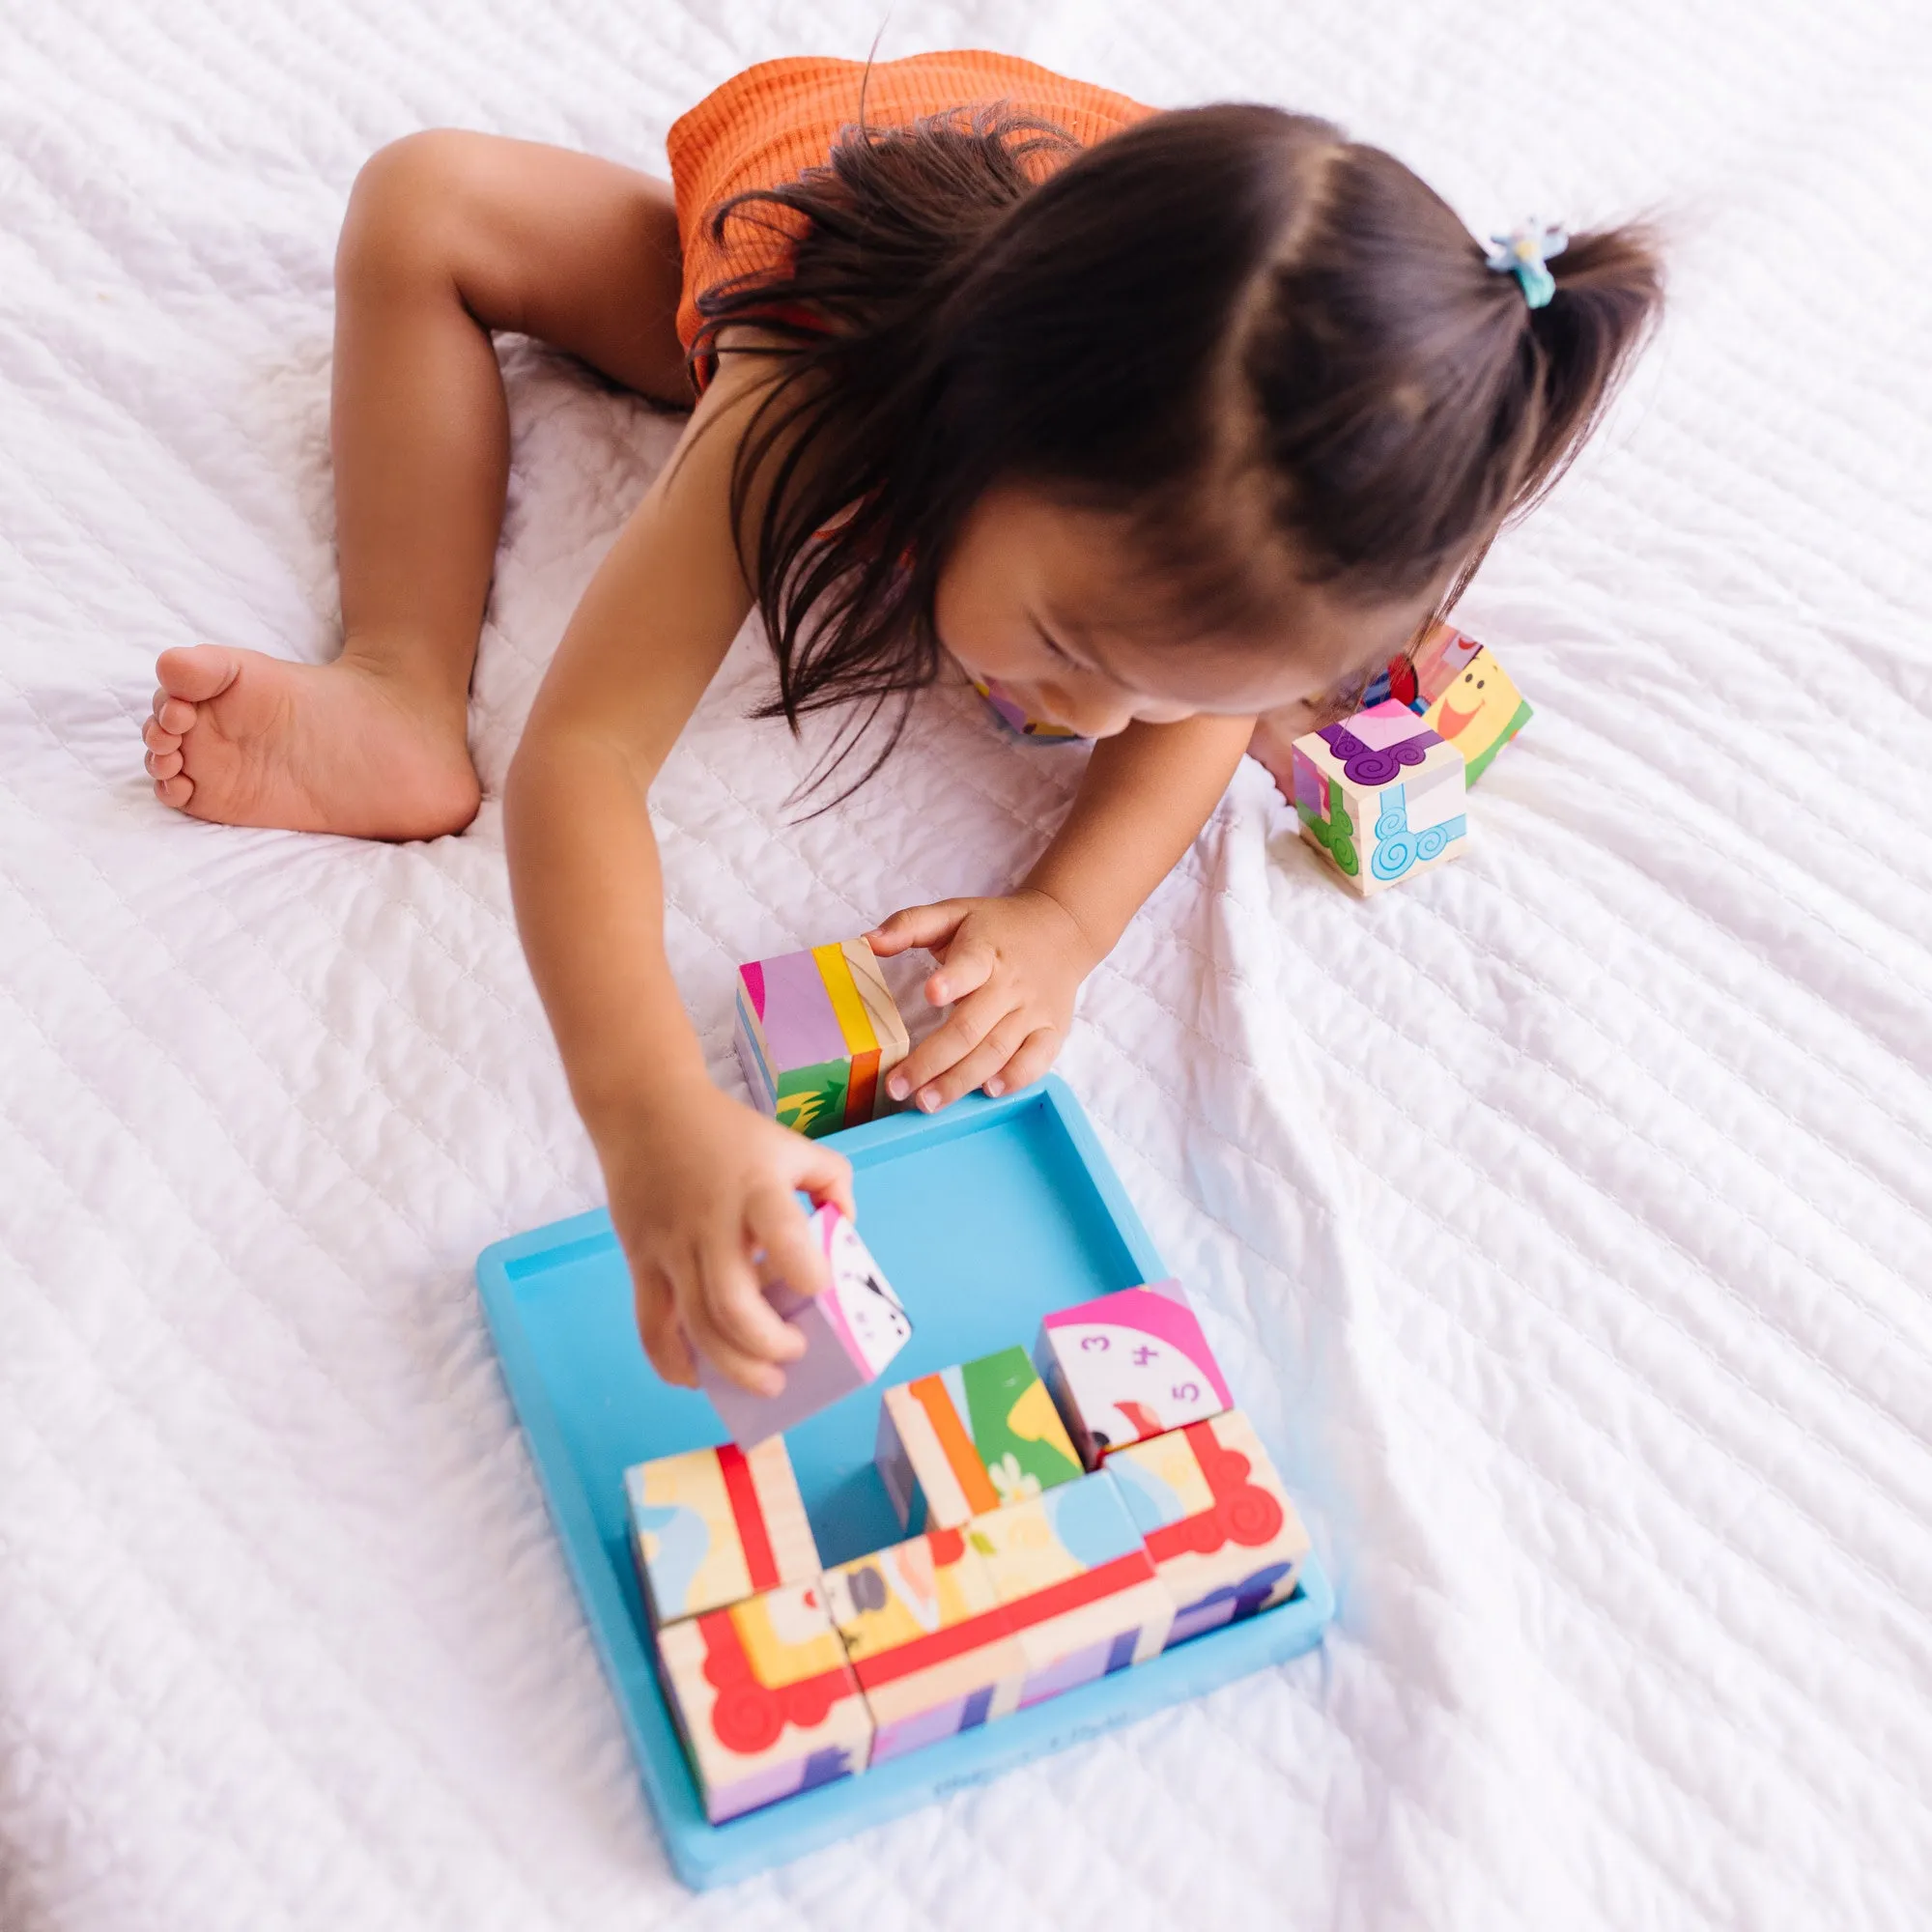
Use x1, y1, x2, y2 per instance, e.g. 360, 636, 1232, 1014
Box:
1368, 622, 1533, 785
656, 1580, 873, 1822
966, 1471, 1175, 1706
875, 1345, 1084, 1533
821, 1527, 1028, 1763
734, 937, 910, 1140
1104, 1409, 1312, 1649
623, 1436, 820, 1631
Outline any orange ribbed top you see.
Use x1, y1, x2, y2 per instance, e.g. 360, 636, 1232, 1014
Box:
666, 52, 1153, 364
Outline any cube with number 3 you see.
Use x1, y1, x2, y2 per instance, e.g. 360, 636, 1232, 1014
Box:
1035, 1280, 1234, 1468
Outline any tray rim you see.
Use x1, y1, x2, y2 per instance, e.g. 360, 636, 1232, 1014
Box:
476, 1075, 1334, 1889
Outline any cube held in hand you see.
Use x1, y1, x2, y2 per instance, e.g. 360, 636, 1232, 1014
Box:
1106, 1410, 1311, 1647
1292, 698, 1468, 895
735, 938, 910, 1140
1037, 1279, 1234, 1468
821, 1527, 1027, 1763
656, 1581, 873, 1822
697, 1206, 913, 1447
876, 1345, 1084, 1533
623, 1436, 820, 1630
967, 1471, 1175, 1706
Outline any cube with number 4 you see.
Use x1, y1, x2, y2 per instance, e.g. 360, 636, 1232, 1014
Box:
1036, 1280, 1234, 1468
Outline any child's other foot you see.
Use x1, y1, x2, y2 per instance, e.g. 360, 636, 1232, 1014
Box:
141, 643, 481, 839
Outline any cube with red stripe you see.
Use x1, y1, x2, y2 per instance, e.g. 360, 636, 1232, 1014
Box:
1036, 1279, 1234, 1468
1104, 1410, 1311, 1648
622, 1436, 819, 1630
821, 1527, 1028, 1763
734, 938, 910, 1140
656, 1580, 873, 1822
966, 1471, 1174, 1707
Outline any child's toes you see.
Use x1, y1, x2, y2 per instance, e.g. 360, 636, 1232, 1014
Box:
155, 772, 194, 810
146, 745, 184, 781
152, 691, 197, 735
142, 715, 180, 755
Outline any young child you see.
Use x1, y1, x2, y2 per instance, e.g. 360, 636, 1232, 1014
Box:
136, 52, 1661, 1398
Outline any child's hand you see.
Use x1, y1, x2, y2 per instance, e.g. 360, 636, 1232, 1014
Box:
596, 1079, 856, 1395
867, 890, 1099, 1111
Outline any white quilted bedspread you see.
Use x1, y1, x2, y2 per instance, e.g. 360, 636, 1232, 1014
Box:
4, 2, 1929, 1926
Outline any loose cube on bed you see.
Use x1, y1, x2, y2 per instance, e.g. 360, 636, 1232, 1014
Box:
697, 1205, 912, 1446
1292, 699, 1468, 895
875, 1344, 1084, 1533
734, 938, 910, 1139
1036, 1279, 1234, 1468
1363, 622, 1532, 784
1106, 1410, 1311, 1648
967, 1471, 1175, 1706
656, 1581, 873, 1822
623, 1436, 819, 1630
821, 1527, 1027, 1763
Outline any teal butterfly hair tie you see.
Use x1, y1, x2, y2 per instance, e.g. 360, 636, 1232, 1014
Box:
1486, 219, 1569, 309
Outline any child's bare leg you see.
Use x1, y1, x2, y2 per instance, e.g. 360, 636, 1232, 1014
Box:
143, 132, 691, 838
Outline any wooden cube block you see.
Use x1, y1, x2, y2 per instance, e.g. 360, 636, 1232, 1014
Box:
970, 675, 1085, 741
734, 938, 910, 1140
697, 1206, 912, 1447
1105, 1410, 1311, 1647
876, 1345, 1084, 1533
821, 1528, 1028, 1763
1292, 699, 1468, 895
1036, 1279, 1234, 1468
623, 1436, 819, 1630
1362, 623, 1531, 785
966, 1471, 1175, 1706
1419, 641, 1532, 785
656, 1581, 872, 1822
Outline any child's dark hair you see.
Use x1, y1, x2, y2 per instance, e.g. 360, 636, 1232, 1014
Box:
694, 101, 1662, 775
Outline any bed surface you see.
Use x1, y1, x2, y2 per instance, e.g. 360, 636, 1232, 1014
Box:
3, 2, 1928, 1926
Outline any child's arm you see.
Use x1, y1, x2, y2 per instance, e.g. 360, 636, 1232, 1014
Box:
867, 713, 1255, 1108
505, 351, 848, 1395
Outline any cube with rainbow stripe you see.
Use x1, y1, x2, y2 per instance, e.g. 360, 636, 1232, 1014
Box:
656, 1580, 874, 1822
622, 1435, 820, 1632
874, 1344, 1085, 1533
1106, 1409, 1312, 1648
734, 938, 910, 1140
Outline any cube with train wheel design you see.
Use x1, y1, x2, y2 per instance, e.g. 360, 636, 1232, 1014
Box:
1292, 699, 1469, 895
966, 1471, 1175, 1705
734, 938, 909, 1139
655, 1581, 873, 1822
697, 1206, 912, 1447
821, 1527, 1028, 1763
623, 1437, 820, 1631
1105, 1410, 1312, 1647
875, 1345, 1085, 1532
1036, 1279, 1234, 1467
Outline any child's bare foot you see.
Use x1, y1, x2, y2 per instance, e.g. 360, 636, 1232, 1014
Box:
141, 642, 481, 839
1247, 710, 1299, 803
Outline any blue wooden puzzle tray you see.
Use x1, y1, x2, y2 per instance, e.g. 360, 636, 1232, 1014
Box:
475, 1074, 1334, 1889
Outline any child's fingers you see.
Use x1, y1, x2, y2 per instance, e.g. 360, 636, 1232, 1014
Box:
866, 901, 967, 956
907, 1010, 1034, 1111
887, 984, 1010, 1103
683, 1281, 789, 1397
747, 1186, 830, 1299
634, 1266, 697, 1387
984, 1027, 1062, 1098
788, 1138, 856, 1220
924, 933, 995, 1008
699, 1232, 807, 1365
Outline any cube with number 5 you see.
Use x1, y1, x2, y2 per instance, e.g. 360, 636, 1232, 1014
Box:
1035, 1280, 1234, 1469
